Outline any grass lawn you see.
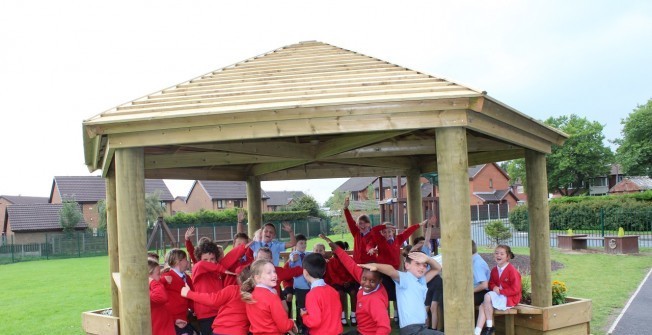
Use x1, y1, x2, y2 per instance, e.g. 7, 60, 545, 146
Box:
1, 234, 650, 335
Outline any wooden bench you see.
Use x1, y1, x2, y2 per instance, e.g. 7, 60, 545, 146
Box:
475, 305, 518, 335
557, 234, 603, 250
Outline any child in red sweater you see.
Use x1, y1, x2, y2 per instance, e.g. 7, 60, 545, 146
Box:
300, 253, 343, 335
149, 259, 175, 335
475, 245, 522, 335
324, 241, 358, 326
161, 248, 196, 335
241, 260, 298, 335
181, 267, 252, 335
320, 234, 391, 335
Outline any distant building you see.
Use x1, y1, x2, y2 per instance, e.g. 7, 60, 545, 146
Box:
185, 180, 270, 213
590, 164, 626, 196
609, 176, 652, 194
1, 195, 49, 244
266, 191, 306, 212
5, 203, 88, 244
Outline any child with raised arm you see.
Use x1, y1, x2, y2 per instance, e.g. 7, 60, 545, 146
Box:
299, 253, 343, 335
250, 222, 296, 266
149, 259, 175, 335
359, 250, 443, 335
475, 245, 521, 335
241, 260, 298, 335
343, 197, 375, 264
320, 234, 391, 335
181, 267, 252, 335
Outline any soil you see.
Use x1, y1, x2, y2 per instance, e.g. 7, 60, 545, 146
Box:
479, 253, 565, 274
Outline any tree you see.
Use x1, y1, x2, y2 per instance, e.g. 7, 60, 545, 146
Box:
364, 185, 379, 214
501, 158, 526, 190
285, 194, 325, 219
97, 199, 107, 231
324, 191, 348, 236
59, 199, 83, 235
145, 191, 166, 226
484, 220, 512, 246
614, 99, 652, 176
544, 114, 613, 196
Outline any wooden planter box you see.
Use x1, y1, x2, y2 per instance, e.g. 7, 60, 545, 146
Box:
81, 308, 119, 335
557, 234, 588, 250
604, 235, 639, 254
512, 297, 592, 335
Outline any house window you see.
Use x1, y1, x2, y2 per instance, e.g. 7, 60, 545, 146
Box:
233, 200, 243, 208
392, 187, 397, 197
591, 177, 608, 187
489, 179, 493, 189
617, 175, 623, 183
217, 200, 225, 209
375, 189, 380, 199
351, 193, 359, 201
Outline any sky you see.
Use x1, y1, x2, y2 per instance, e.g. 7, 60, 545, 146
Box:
1, 1, 651, 206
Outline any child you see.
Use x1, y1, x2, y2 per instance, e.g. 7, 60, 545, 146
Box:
250, 222, 296, 266
320, 234, 390, 335
287, 234, 310, 332
149, 259, 175, 335
343, 197, 375, 264
300, 253, 343, 335
359, 251, 443, 335
256, 247, 304, 298
161, 248, 196, 335
223, 232, 255, 287
192, 239, 249, 335
323, 241, 358, 326
181, 267, 252, 335
241, 259, 298, 335
475, 245, 521, 335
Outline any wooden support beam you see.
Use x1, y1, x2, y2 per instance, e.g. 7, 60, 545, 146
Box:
185, 141, 315, 159
105, 168, 119, 317
115, 148, 150, 335
324, 157, 415, 170
315, 131, 410, 159
465, 110, 553, 154
246, 176, 262, 239
144, 167, 246, 181
525, 149, 553, 307
144, 151, 284, 169
259, 163, 407, 181
406, 168, 423, 242
436, 127, 474, 335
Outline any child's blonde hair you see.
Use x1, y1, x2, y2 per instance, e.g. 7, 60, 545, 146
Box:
240, 259, 272, 303
165, 248, 187, 268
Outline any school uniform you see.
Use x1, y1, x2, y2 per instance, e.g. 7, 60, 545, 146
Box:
370, 223, 420, 269
288, 251, 311, 330
223, 247, 254, 287
161, 269, 194, 322
324, 254, 356, 288
250, 240, 287, 266
186, 284, 249, 335
150, 279, 176, 335
488, 263, 522, 309
246, 285, 295, 335
472, 253, 491, 305
394, 272, 444, 335
275, 265, 304, 297
302, 279, 343, 335
344, 208, 376, 264
334, 247, 391, 335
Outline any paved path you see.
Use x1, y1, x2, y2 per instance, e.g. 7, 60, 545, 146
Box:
608, 268, 652, 334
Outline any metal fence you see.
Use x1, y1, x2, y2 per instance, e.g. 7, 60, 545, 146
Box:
0, 232, 108, 265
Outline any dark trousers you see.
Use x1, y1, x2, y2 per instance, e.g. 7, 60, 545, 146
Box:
198, 316, 215, 335
399, 324, 445, 335
294, 288, 310, 330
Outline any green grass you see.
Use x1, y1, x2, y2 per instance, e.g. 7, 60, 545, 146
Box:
1, 235, 650, 335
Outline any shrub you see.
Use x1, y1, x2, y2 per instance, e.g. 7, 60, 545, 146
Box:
484, 220, 512, 246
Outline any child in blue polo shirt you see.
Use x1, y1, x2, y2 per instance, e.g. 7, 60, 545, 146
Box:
360, 250, 443, 335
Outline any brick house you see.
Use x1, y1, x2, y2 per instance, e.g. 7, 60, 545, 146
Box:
185, 180, 270, 213
266, 191, 306, 212
171, 196, 188, 214
5, 203, 88, 244
1, 195, 49, 245
49, 176, 174, 229
609, 176, 652, 194
590, 164, 626, 196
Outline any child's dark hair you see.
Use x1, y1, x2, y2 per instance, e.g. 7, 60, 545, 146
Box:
194, 239, 220, 261
147, 259, 160, 274
471, 240, 478, 254
334, 241, 349, 250
233, 232, 249, 241
238, 265, 251, 285
413, 236, 425, 245
302, 253, 326, 279
358, 214, 370, 223
405, 249, 425, 263
263, 223, 276, 232
295, 234, 307, 242
257, 247, 272, 258
496, 244, 515, 259
402, 245, 413, 258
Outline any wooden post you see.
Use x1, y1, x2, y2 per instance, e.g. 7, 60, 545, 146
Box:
105, 169, 120, 317
246, 176, 262, 238
406, 168, 423, 241
525, 149, 553, 307
115, 148, 151, 335
436, 127, 474, 335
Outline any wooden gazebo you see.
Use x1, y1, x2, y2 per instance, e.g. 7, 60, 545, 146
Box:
82, 41, 567, 335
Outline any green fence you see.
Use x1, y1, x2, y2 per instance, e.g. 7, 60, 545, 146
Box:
0, 232, 108, 265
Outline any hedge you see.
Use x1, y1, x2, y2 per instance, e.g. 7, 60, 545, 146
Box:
164, 208, 311, 226
510, 191, 652, 232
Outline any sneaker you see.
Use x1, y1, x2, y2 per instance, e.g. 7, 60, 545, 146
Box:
481, 327, 495, 335
350, 315, 357, 325
341, 317, 347, 325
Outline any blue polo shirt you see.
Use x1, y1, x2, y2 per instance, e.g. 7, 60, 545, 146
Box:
472, 253, 490, 288
288, 251, 311, 289
394, 271, 428, 328
250, 240, 287, 266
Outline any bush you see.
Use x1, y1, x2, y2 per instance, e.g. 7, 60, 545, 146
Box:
485, 220, 512, 246
164, 209, 312, 226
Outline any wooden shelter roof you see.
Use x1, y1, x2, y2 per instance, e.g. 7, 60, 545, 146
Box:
82, 41, 567, 181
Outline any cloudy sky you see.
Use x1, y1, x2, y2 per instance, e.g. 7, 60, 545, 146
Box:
1, 1, 651, 205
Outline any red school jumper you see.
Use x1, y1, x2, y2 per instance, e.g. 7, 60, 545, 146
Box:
245, 286, 295, 335
370, 223, 420, 269
344, 208, 376, 264
149, 279, 176, 335
223, 247, 254, 287
334, 247, 391, 335
302, 283, 343, 335
160, 270, 194, 322
324, 254, 355, 287
186, 284, 249, 335
488, 262, 522, 307
191, 244, 248, 319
